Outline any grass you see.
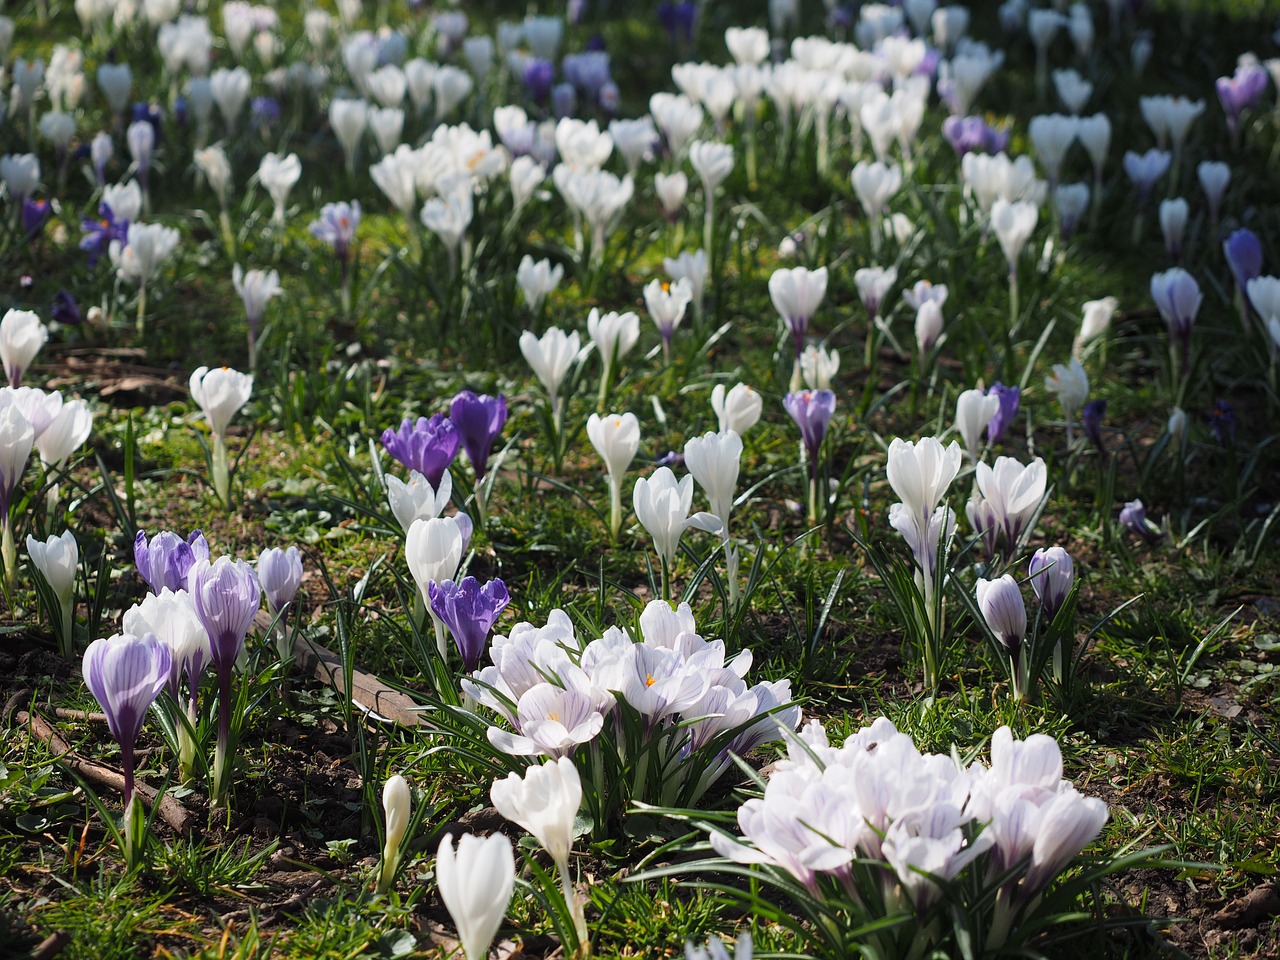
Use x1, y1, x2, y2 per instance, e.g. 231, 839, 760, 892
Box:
1, 0, 1279, 957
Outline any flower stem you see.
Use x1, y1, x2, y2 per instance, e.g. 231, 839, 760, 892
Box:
211, 434, 231, 510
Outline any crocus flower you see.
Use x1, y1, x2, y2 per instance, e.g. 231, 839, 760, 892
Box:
22, 198, 51, 241
387, 470, 451, 533
1120, 498, 1160, 542
1150, 268, 1202, 373
121, 587, 211, 707
516, 255, 564, 313
0, 403, 35, 586
587, 412, 641, 538
644, 277, 694, 355
381, 415, 460, 488
81, 632, 171, 861
770, 266, 828, 358
79, 203, 130, 266
1122, 149, 1170, 203
886, 436, 962, 531
406, 516, 466, 657
309, 201, 361, 263
1224, 229, 1263, 294
376, 774, 412, 895
490, 754, 583, 876
258, 152, 301, 225
1045, 359, 1089, 444
27, 530, 78, 658
587, 309, 640, 406
51, 291, 82, 328
991, 198, 1039, 276
231, 265, 281, 369
428, 576, 510, 672
784, 390, 836, 478
450, 392, 507, 481
955, 388, 999, 463
436, 832, 516, 960
976, 574, 1027, 694
258, 545, 302, 618
1028, 546, 1074, 622
134, 528, 210, 594
189, 556, 262, 803
1216, 63, 1268, 139
710, 384, 762, 436
519, 327, 581, 427
985, 383, 1020, 444
0, 309, 48, 387
633, 467, 702, 572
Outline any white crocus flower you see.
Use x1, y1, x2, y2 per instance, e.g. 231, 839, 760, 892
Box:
710, 384, 762, 436
258, 152, 301, 225
587, 412, 641, 538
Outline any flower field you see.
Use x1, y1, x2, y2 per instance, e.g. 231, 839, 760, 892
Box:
1, 0, 1279, 958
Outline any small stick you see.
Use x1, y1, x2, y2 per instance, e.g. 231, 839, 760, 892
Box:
17, 710, 197, 835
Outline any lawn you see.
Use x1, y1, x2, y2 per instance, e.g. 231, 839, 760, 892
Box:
0, 1, 1279, 958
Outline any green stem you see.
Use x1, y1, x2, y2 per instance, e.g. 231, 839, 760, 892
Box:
1, 516, 15, 595
211, 434, 231, 510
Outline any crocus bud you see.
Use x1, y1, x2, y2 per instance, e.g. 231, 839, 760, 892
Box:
976, 574, 1027, 657
376, 773, 412, 894
436, 832, 516, 960
258, 545, 302, 617
1028, 546, 1074, 621
26, 530, 78, 605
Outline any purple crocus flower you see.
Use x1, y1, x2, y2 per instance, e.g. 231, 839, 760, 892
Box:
134, 529, 210, 594
1208, 399, 1236, 446
943, 116, 992, 156
80, 203, 129, 266
251, 96, 282, 127
52, 290, 82, 326
1120, 499, 1160, 542
1216, 64, 1268, 136
1028, 546, 1074, 621
551, 82, 577, 118
1223, 228, 1262, 292
188, 556, 262, 674
522, 59, 555, 102
309, 201, 361, 263
428, 576, 510, 672
381, 414, 460, 487
22, 199, 51, 241
449, 391, 507, 479
986, 383, 1020, 444
784, 389, 837, 477
657, 1, 696, 44
1082, 399, 1107, 452
82, 632, 171, 803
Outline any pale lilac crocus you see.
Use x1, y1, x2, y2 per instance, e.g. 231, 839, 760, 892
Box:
1216, 63, 1268, 144
189, 556, 262, 804
82, 632, 171, 864
785, 389, 836, 525
134, 528, 210, 593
